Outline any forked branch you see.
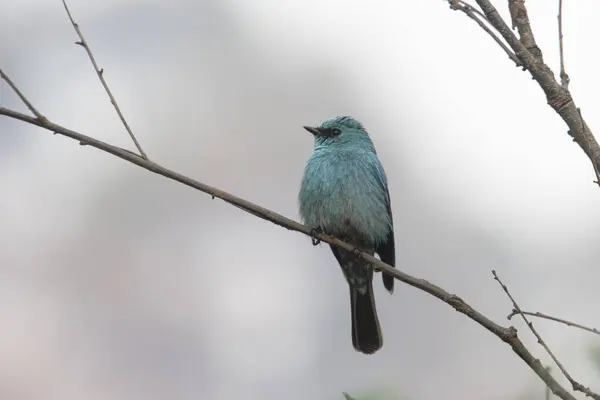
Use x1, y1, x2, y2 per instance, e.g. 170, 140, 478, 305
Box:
507, 310, 600, 336
448, 0, 600, 187
61, 0, 148, 160
449, 1, 522, 67
494, 271, 600, 400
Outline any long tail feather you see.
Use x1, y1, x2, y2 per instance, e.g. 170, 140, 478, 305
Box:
349, 282, 383, 354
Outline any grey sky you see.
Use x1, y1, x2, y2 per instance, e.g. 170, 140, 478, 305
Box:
1, 1, 599, 399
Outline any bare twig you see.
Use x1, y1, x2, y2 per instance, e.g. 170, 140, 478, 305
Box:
342, 393, 357, 400
0, 69, 47, 121
0, 101, 581, 400
557, 0, 569, 88
493, 270, 600, 400
469, 0, 600, 187
507, 310, 600, 336
61, 0, 148, 160
448, 1, 522, 67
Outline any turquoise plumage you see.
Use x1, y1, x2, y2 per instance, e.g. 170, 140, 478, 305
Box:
298, 116, 396, 354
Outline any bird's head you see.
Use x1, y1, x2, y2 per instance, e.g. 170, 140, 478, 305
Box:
303, 116, 375, 151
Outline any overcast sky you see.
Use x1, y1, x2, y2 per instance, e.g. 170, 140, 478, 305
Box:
1, 1, 599, 399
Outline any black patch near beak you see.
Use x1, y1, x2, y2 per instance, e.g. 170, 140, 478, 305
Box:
303, 126, 331, 137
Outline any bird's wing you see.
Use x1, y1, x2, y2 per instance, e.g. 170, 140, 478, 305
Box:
371, 160, 396, 294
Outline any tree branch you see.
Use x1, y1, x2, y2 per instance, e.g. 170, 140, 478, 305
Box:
508, 0, 543, 60
1, 2, 596, 397
493, 271, 600, 400
0, 68, 47, 121
61, 0, 148, 160
462, 0, 600, 187
449, 1, 523, 67
0, 99, 579, 400
507, 310, 600, 336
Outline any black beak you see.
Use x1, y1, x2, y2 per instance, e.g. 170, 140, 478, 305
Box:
303, 126, 327, 137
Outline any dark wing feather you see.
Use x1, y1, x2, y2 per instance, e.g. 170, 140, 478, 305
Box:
376, 186, 396, 294
329, 159, 396, 293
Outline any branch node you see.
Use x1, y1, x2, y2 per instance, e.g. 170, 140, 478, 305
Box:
493, 269, 600, 399
0, 68, 47, 120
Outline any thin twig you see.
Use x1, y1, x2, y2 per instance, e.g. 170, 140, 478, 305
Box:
61, 0, 148, 160
0, 104, 580, 400
557, 0, 569, 88
448, 1, 522, 67
507, 310, 600, 336
493, 270, 600, 400
0, 69, 47, 121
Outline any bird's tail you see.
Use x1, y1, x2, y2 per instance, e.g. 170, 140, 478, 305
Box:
350, 282, 383, 354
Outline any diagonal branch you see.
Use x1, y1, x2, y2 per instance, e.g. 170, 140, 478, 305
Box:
447, 0, 600, 185
493, 270, 600, 400
0, 68, 47, 121
546, 366, 553, 400
468, 0, 600, 186
61, 0, 148, 160
507, 310, 600, 336
508, 0, 543, 61
0, 103, 581, 400
449, 1, 522, 67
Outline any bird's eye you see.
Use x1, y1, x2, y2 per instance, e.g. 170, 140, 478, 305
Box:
331, 128, 342, 136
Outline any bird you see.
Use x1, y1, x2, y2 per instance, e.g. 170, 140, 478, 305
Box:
298, 116, 395, 355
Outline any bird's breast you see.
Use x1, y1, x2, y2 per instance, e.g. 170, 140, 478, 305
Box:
299, 150, 391, 246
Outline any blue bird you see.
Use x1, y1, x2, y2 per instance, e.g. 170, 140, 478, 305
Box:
298, 116, 395, 354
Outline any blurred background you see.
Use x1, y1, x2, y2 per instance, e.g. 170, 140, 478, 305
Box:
1, 1, 600, 399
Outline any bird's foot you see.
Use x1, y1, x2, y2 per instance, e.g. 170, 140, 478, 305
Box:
372, 256, 382, 272
310, 227, 323, 246
351, 247, 363, 260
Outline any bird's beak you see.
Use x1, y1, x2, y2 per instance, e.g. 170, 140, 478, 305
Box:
303, 126, 325, 136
